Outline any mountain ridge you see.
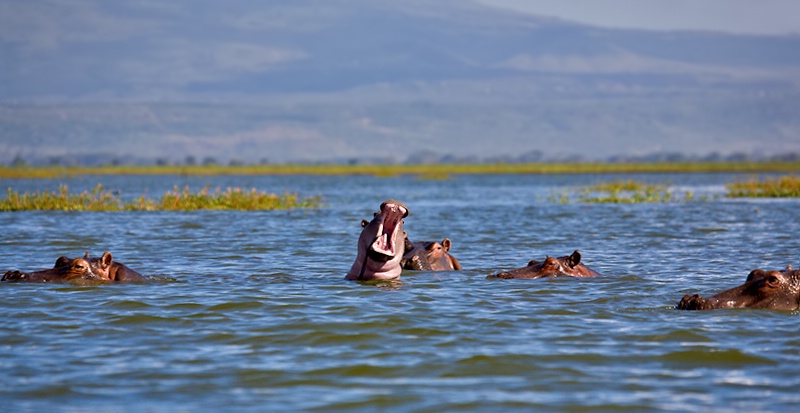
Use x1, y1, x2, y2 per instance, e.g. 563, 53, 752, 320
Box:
1, 0, 798, 163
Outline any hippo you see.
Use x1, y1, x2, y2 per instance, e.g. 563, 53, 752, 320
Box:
401, 237, 462, 272
487, 250, 602, 279
2, 255, 101, 283
346, 199, 409, 281
677, 265, 800, 311
84, 251, 148, 282
2, 251, 147, 283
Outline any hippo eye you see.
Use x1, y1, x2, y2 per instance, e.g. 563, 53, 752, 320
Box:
764, 274, 782, 288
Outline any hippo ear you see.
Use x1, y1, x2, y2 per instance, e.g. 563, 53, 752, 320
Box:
361, 219, 369, 228
441, 238, 452, 252
403, 233, 413, 251
527, 260, 539, 267
746, 269, 765, 282
84, 251, 91, 259
100, 251, 114, 269
567, 251, 582, 268
54, 256, 71, 268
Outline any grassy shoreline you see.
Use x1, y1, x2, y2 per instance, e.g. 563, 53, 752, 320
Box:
2, 161, 800, 179
0, 185, 321, 211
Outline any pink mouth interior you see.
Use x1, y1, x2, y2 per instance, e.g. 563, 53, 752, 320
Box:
370, 203, 407, 257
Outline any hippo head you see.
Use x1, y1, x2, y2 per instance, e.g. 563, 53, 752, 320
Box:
489, 250, 601, 279
2, 255, 108, 283
401, 237, 463, 272
677, 267, 800, 311
84, 251, 120, 281
346, 199, 409, 281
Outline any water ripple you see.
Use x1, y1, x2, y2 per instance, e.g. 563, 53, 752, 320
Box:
2, 173, 800, 412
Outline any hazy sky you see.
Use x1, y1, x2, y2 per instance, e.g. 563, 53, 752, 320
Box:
476, 0, 800, 35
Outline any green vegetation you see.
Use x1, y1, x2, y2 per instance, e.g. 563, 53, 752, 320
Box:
0, 185, 321, 212
577, 180, 684, 203
549, 179, 695, 204
726, 175, 800, 197
1, 161, 800, 179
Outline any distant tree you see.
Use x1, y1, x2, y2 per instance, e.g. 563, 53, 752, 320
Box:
202, 157, 218, 166
185, 156, 196, 166
726, 152, 750, 162
228, 158, 245, 166
518, 150, 543, 163
10, 155, 27, 167
155, 158, 170, 166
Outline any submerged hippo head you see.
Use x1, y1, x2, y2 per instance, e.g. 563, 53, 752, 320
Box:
488, 250, 602, 279
2, 251, 147, 284
401, 237, 462, 272
2, 255, 106, 283
677, 266, 800, 311
346, 199, 409, 281
84, 251, 148, 282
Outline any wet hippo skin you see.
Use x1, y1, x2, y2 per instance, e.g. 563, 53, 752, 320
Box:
401, 237, 462, 272
346, 199, 409, 281
488, 250, 601, 279
678, 266, 800, 310
2, 251, 147, 283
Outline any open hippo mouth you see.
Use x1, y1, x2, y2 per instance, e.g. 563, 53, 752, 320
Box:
367, 200, 408, 261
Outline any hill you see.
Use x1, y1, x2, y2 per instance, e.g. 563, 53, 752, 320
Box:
2, 0, 799, 164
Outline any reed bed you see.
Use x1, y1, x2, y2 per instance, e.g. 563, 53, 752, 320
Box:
0, 185, 321, 211
551, 179, 693, 204
578, 180, 680, 203
726, 175, 800, 197
2, 161, 800, 179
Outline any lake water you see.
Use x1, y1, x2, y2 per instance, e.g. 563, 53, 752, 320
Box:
1, 173, 799, 412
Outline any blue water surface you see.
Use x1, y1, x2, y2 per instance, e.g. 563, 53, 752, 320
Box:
1, 173, 798, 412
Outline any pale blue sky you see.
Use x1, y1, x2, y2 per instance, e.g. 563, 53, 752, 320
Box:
476, 0, 800, 35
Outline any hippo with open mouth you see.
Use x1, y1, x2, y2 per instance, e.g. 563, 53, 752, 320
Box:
2, 251, 147, 283
677, 265, 800, 310
346, 199, 409, 281
488, 250, 602, 279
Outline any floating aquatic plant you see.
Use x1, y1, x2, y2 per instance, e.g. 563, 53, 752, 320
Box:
551, 180, 694, 204
726, 175, 800, 198
0, 184, 321, 211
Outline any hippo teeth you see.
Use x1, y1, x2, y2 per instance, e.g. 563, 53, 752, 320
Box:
371, 233, 393, 255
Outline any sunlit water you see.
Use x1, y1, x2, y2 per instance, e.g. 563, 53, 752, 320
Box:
1, 173, 799, 412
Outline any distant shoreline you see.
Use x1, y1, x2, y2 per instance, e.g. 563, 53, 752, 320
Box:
2, 162, 799, 179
